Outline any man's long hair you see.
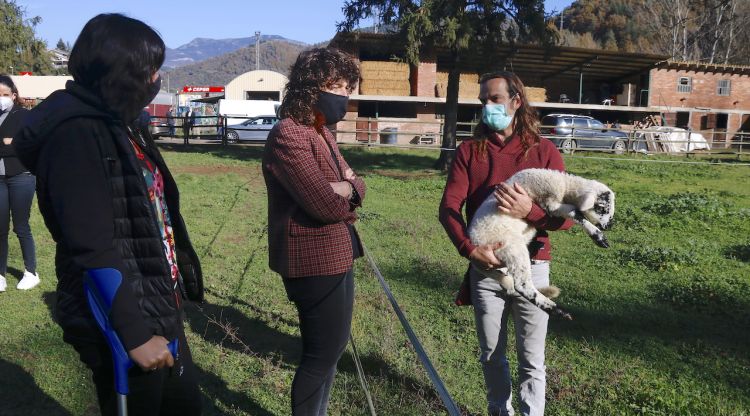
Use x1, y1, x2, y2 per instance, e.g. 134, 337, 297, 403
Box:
473, 71, 540, 158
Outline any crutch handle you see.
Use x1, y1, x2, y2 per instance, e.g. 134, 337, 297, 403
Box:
84, 268, 180, 397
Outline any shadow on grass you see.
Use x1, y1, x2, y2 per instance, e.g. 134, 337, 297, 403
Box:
724, 243, 750, 263
194, 364, 274, 416
548, 301, 750, 395
376, 255, 465, 293
184, 302, 300, 366
6, 266, 24, 286
184, 300, 465, 414
0, 358, 71, 416
155, 142, 440, 173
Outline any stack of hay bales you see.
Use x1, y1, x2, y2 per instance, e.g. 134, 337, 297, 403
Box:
524, 87, 547, 103
436, 72, 480, 98
360, 61, 411, 96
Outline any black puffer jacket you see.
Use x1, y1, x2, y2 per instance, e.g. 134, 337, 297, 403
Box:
14, 81, 203, 350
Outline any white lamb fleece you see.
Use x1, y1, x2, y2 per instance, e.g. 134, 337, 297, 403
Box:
468, 168, 615, 319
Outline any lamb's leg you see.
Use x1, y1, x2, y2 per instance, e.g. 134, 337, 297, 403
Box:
545, 202, 609, 248
497, 244, 573, 320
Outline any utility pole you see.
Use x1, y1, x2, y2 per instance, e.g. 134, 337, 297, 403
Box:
255, 31, 261, 70
559, 12, 564, 31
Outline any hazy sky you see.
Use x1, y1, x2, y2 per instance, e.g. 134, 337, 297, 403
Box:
23, 0, 574, 49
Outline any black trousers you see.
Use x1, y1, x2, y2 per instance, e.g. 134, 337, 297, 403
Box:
283, 269, 354, 416
72, 322, 201, 416
0, 172, 37, 275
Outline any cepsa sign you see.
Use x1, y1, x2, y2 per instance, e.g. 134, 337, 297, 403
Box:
182, 86, 224, 93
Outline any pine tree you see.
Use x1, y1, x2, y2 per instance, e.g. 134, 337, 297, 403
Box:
0, 0, 53, 75
339, 0, 554, 170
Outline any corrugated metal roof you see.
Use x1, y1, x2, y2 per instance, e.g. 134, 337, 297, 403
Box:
331, 32, 669, 82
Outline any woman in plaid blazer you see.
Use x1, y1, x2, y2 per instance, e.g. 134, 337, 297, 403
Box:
262, 48, 366, 416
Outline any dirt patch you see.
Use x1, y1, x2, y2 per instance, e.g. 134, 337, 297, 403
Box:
173, 165, 261, 176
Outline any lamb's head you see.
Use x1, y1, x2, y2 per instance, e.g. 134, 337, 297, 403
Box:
579, 182, 615, 231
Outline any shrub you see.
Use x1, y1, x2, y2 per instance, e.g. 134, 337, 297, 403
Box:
641, 191, 726, 220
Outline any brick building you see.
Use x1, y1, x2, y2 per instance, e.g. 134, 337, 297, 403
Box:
649, 61, 750, 146
330, 32, 666, 145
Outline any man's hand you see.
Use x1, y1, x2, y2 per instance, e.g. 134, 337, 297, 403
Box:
495, 182, 532, 219
469, 242, 505, 270
330, 181, 353, 199
128, 335, 174, 372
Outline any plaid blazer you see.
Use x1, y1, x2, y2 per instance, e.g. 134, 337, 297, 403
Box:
262, 118, 366, 278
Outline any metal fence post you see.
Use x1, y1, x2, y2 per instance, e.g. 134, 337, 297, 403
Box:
686, 129, 692, 159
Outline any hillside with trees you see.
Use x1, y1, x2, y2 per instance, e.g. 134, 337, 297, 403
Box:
555, 0, 749, 65
161, 39, 311, 92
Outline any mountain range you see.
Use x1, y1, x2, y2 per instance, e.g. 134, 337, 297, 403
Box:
161, 35, 318, 93
164, 34, 307, 69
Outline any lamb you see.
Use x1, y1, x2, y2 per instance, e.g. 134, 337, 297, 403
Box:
467, 168, 615, 320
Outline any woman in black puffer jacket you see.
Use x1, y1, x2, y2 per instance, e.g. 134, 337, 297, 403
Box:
0, 75, 39, 292
14, 14, 204, 416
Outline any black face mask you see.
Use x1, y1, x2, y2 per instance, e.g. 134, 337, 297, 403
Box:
314, 91, 348, 125
145, 75, 161, 106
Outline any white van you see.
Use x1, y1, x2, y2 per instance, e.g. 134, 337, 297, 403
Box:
218, 99, 280, 126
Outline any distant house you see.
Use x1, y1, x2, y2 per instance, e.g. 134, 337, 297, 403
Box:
649, 61, 750, 146
49, 49, 70, 71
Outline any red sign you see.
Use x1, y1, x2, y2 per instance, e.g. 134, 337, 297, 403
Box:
182, 86, 224, 93
18, 71, 33, 76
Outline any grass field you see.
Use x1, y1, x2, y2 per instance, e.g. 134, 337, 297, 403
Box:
0, 144, 748, 415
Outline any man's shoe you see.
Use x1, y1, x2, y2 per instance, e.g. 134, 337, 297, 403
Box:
17, 270, 40, 290
0, 275, 6, 292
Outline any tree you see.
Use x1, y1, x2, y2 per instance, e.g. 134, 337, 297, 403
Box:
55, 38, 69, 51
338, 0, 554, 170
0, 0, 53, 75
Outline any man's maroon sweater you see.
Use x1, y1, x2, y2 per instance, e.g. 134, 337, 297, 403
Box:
439, 133, 574, 261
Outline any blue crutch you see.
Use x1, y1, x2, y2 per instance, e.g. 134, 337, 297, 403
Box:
84, 268, 179, 416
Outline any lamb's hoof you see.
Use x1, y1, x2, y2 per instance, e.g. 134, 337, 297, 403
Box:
554, 308, 573, 320
594, 235, 609, 248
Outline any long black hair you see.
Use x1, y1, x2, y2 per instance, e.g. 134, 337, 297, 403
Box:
0, 74, 23, 106
68, 13, 165, 122
279, 48, 359, 126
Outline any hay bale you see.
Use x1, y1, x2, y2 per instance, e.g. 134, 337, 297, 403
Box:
524, 87, 547, 103
361, 61, 410, 82
360, 79, 411, 96
436, 71, 481, 98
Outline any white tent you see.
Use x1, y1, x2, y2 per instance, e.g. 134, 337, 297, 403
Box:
641, 126, 710, 152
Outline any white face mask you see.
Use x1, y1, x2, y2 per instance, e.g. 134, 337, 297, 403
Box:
0, 96, 13, 112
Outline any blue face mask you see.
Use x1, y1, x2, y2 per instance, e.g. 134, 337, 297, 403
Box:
482, 103, 514, 132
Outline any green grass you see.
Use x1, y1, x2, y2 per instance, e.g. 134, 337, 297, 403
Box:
1, 144, 749, 415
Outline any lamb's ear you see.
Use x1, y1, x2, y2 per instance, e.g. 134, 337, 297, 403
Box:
579, 191, 596, 211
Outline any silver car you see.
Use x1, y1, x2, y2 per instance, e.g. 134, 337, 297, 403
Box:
226, 115, 279, 142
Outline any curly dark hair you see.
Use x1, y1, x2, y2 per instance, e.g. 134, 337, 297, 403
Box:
279, 48, 360, 126
473, 71, 540, 158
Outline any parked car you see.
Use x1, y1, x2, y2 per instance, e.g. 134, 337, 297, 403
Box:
225, 115, 279, 142
149, 117, 171, 138
540, 114, 644, 154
